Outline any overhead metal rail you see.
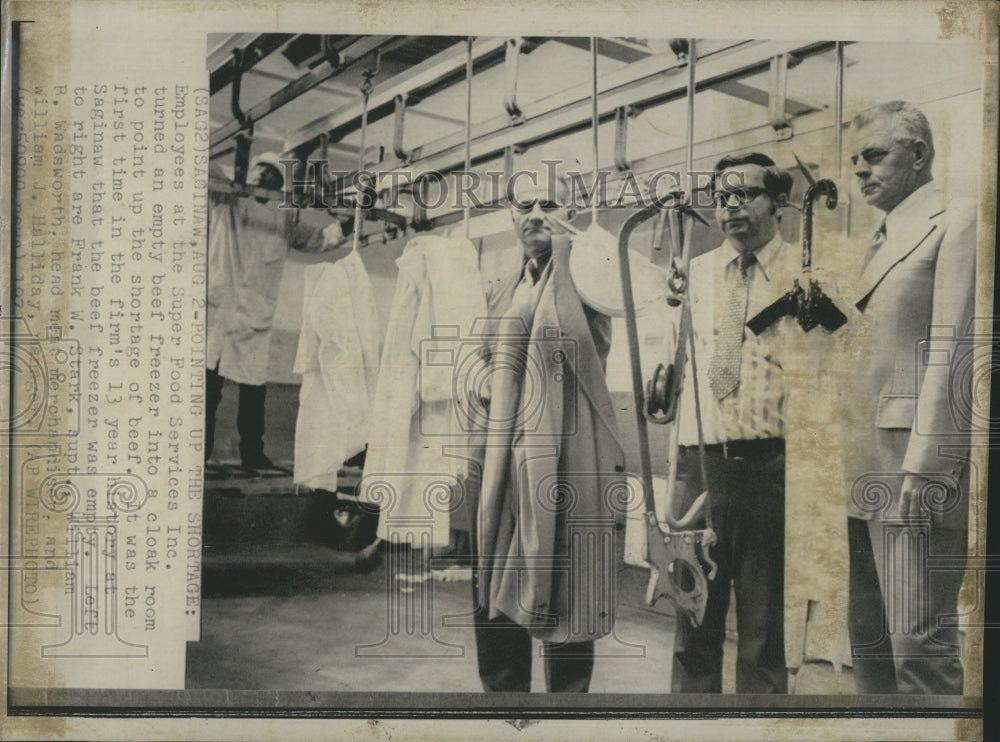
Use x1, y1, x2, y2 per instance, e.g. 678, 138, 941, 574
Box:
210, 35, 406, 150
209, 36, 842, 241
283, 37, 512, 157
209, 33, 297, 94
312, 39, 836, 200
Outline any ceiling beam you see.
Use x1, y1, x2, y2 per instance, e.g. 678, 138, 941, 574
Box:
283, 36, 510, 155
712, 79, 819, 116
241, 67, 357, 100
552, 36, 654, 64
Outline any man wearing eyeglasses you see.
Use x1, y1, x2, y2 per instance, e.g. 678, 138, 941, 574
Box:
843, 101, 976, 695
668, 152, 798, 694
469, 166, 625, 692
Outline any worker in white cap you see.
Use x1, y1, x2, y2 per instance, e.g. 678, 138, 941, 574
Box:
207, 152, 347, 473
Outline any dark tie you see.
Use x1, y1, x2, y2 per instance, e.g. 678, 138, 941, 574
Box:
523, 257, 540, 286
708, 251, 757, 400
862, 222, 886, 271
508, 256, 543, 324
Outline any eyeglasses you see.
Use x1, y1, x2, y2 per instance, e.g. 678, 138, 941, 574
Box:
512, 198, 564, 214
712, 186, 768, 209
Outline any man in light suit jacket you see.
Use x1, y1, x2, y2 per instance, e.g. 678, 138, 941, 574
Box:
843, 101, 976, 695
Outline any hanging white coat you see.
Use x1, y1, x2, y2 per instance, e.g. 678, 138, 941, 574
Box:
293, 250, 382, 491
360, 235, 488, 548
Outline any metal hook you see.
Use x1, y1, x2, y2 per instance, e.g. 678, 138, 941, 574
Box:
360, 48, 382, 98
504, 38, 526, 124
614, 106, 631, 173
230, 47, 249, 130
392, 94, 411, 163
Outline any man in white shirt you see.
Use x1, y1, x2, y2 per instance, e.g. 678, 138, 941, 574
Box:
670, 153, 798, 693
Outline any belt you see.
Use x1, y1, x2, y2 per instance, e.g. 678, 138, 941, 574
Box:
681, 438, 784, 460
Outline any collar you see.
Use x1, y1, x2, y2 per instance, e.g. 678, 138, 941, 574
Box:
722, 232, 783, 282
883, 180, 940, 236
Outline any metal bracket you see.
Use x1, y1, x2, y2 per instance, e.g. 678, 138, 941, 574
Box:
360, 49, 382, 98
501, 143, 528, 200
393, 94, 411, 163
613, 105, 639, 172
321, 34, 345, 68
504, 38, 527, 125
230, 47, 250, 130
668, 38, 690, 63
410, 176, 432, 232
644, 518, 718, 627
503, 145, 514, 193
768, 53, 800, 138
233, 124, 254, 187
229, 46, 255, 186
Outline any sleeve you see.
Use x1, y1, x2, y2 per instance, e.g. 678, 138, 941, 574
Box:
286, 213, 345, 254
901, 199, 978, 475
208, 160, 233, 207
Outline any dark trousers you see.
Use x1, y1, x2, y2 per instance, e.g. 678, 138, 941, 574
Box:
670, 443, 788, 694
848, 515, 967, 694
471, 575, 595, 693
205, 365, 267, 462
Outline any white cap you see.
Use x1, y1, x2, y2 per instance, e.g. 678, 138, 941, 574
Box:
250, 152, 285, 186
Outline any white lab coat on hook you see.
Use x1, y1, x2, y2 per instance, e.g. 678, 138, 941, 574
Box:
292, 249, 382, 491
361, 234, 488, 548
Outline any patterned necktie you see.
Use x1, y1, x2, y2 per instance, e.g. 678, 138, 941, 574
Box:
708, 251, 757, 400
508, 257, 543, 327
862, 222, 886, 270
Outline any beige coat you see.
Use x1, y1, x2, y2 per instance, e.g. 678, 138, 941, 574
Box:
476, 241, 626, 643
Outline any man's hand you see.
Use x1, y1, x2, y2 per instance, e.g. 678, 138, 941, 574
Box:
321, 221, 349, 250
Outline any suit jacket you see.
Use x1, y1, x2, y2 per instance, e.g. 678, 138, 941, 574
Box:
476, 239, 626, 642
840, 185, 977, 530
